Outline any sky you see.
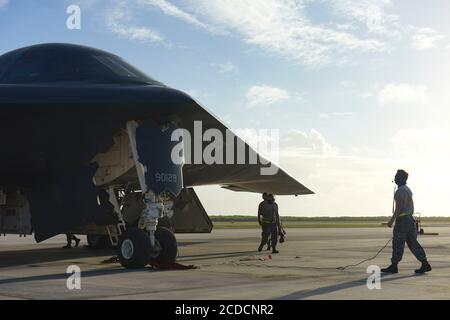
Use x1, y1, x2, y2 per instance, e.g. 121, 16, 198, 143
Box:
1, 0, 449, 216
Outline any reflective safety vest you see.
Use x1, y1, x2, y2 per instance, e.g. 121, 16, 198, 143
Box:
398, 212, 413, 217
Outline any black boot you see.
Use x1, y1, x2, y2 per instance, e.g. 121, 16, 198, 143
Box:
381, 263, 398, 274
258, 244, 264, 252
272, 249, 279, 254
415, 260, 432, 274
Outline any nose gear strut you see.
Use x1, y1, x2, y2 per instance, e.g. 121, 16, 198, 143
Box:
117, 121, 181, 268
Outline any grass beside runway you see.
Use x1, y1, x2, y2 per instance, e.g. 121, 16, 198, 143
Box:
210, 215, 450, 229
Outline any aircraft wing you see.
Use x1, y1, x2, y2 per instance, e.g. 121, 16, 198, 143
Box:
178, 99, 314, 196
0, 84, 314, 197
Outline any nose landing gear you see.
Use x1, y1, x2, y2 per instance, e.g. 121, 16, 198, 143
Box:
116, 121, 182, 269
152, 227, 178, 264
118, 226, 178, 268
118, 227, 152, 268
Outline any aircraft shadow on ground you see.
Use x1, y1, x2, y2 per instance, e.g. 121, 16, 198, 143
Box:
0, 268, 155, 286
0, 246, 116, 268
275, 274, 419, 300
177, 251, 258, 262
177, 241, 210, 247
0, 241, 210, 268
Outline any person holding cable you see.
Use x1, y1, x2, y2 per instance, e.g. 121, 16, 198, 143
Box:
381, 169, 431, 274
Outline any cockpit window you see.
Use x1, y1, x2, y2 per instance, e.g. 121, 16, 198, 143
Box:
93, 55, 140, 79
0, 48, 158, 84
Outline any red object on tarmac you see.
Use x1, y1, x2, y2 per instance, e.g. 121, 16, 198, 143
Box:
278, 226, 287, 243
149, 262, 198, 270
101, 256, 198, 270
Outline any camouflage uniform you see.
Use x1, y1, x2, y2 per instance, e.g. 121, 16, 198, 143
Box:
391, 185, 427, 264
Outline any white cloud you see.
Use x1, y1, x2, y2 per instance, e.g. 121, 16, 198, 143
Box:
109, 25, 163, 42
319, 112, 353, 119
106, 0, 163, 43
197, 126, 450, 216
282, 129, 339, 156
246, 85, 290, 107
388, 127, 450, 215
184, 0, 387, 67
0, 0, 8, 10
377, 83, 430, 106
412, 27, 445, 50
328, 0, 401, 37
92, 0, 445, 66
213, 61, 239, 74
138, 0, 218, 33
391, 128, 450, 153
87, 0, 446, 67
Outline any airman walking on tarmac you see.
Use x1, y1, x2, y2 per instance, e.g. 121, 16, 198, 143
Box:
258, 193, 280, 254
381, 170, 432, 274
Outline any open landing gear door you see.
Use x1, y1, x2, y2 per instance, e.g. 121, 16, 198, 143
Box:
134, 120, 183, 197
171, 188, 213, 233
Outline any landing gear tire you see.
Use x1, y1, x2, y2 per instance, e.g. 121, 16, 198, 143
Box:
87, 234, 112, 249
118, 227, 151, 269
151, 227, 178, 264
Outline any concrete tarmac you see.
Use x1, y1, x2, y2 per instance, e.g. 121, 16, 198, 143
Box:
0, 227, 449, 300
